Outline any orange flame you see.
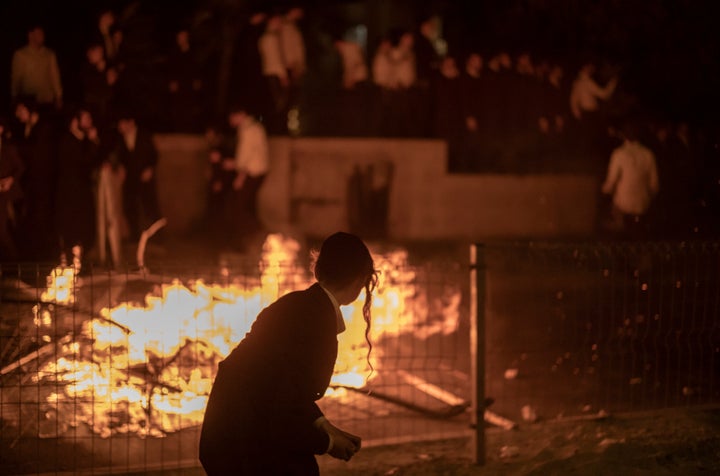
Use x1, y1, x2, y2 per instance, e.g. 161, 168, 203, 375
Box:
41, 266, 78, 305
35, 234, 460, 437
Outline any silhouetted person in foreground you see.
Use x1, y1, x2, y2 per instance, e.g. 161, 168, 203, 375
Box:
200, 231, 378, 475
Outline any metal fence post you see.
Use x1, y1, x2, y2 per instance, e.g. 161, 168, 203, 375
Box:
470, 243, 486, 465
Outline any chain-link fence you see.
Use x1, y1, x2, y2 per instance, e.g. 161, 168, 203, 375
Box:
0, 241, 470, 474
4, 240, 716, 472
470, 240, 720, 462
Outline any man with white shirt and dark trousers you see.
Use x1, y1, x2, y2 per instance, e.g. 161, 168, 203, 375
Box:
601, 123, 659, 238
227, 107, 269, 251
258, 14, 288, 134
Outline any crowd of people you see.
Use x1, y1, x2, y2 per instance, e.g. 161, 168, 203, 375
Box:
1, 5, 718, 263
0, 95, 166, 265
0, 5, 280, 264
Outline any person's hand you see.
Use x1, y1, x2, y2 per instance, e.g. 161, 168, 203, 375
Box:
107, 68, 118, 86
466, 116, 478, 132
87, 127, 99, 143
232, 173, 246, 190
169, 80, 179, 93
0, 177, 13, 192
250, 12, 266, 25
221, 159, 236, 171
319, 419, 361, 461
328, 432, 360, 461
140, 167, 154, 182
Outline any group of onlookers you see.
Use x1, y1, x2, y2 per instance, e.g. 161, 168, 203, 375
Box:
1, 4, 718, 264
0, 95, 162, 266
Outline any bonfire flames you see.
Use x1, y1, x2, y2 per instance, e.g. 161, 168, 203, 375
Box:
22, 234, 460, 439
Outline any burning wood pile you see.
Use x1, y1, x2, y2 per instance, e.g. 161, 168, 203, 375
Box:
0, 234, 466, 444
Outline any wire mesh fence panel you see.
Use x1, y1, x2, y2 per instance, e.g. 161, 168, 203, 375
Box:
0, 239, 471, 474
481, 241, 720, 427
323, 256, 471, 447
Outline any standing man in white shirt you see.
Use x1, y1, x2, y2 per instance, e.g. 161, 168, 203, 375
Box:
11, 25, 63, 111
227, 107, 269, 250
601, 123, 659, 237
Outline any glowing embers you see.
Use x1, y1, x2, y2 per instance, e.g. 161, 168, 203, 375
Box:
40, 266, 78, 305
41, 245, 84, 305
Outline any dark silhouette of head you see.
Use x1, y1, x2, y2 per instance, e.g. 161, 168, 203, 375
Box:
314, 232, 375, 289
622, 121, 640, 142
313, 232, 378, 372
27, 25, 45, 48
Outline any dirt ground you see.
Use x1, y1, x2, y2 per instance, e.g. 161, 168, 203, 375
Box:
3, 238, 719, 475
314, 407, 720, 476
127, 407, 720, 476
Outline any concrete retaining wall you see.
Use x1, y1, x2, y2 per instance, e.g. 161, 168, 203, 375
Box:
154, 135, 599, 241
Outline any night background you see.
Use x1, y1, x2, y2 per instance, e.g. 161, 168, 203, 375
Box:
1, 1, 720, 475
1, 0, 719, 124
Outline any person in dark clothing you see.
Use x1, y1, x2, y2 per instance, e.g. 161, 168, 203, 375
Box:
412, 15, 442, 136
432, 56, 464, 172
231, 11, 268, 119
483, 52, 515, 169
457, 53, 485, 172
55, 108, 100, 262
413, 15, 441, 87
459, 52, 484, 126
658, 122, 699, 237
112, 112, 162, 241
0, 118, 25, 261
200, 231, 378, 475
80, 43, 118, 129
432, 56, 462, 138
11, 99, 58, 260
258, 13, 290, 135
165, 29, 206, 133
203, 122, 236, 244
538, 64, 568, 156
93, 9, 118, 63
